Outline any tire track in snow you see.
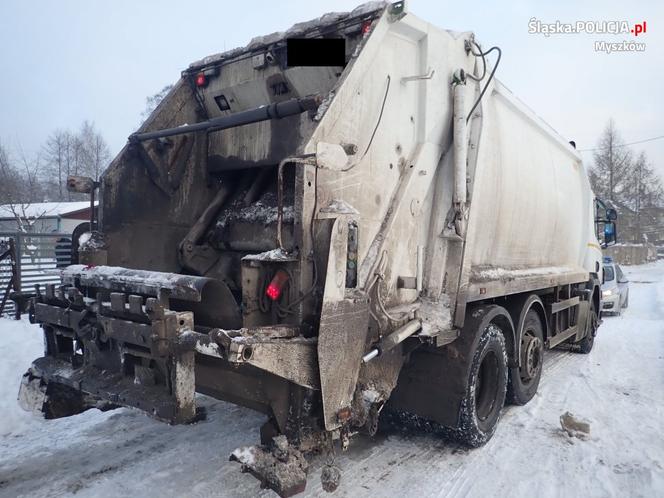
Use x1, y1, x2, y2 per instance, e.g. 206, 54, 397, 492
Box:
438, 445, 487, 498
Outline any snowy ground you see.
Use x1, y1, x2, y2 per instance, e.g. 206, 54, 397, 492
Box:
1, 262, 663, 498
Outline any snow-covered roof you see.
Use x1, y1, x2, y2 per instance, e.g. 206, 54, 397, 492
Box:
0, 201, 97, 220
188, 1, 387, 71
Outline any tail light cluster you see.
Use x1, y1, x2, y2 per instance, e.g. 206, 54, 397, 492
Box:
191, 67, 219, 88
195, 73, 207, 87
266, 269, 290, 301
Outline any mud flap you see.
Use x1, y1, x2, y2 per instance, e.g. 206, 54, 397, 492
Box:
316, 215, 370, 430
388, 305, 512, 429
318, 297, 369, 430
230, 435, 308, 498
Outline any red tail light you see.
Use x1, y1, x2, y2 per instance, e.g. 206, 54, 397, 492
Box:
361, 20, 372, 35
195, 72, 207, 87
266, 270, 289, 301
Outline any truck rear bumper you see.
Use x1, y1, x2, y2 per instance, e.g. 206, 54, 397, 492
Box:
24, 267, 319, 427
20, 356, 188, 421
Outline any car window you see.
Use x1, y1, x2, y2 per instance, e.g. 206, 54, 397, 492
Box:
616, 265, 625, 282
604, 265, 615, 281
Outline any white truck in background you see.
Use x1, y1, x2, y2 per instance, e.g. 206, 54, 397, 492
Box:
19, 2, 617, 495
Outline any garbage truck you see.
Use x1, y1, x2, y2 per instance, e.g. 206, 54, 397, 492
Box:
18, 1, 617, 495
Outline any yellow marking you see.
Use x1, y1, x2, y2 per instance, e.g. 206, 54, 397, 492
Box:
587, 242, 602, 251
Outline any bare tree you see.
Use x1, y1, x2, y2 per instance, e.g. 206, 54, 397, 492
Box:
17, 146, 44, 204
140, 85, 173, 125
0, 142, 48, 232
78, 121, 111, 180
589, 120, 664, 243
627, 151, 663, 241
3, 120, 112, 229
43, 130, 71, 200
43, 122, 111, 200
43, 129, 81, 200
589, 119, 633, 204
0, 142, 23, 206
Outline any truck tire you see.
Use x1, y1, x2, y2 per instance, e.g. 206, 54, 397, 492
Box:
577, 299, 597, 354
454, 322, 508, 447
507, 310, 544, 405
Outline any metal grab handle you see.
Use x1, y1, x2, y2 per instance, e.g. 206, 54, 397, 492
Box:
401, 68, 435, 84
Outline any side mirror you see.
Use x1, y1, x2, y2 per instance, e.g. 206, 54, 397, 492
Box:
316, 142, 349, 171
606, 208, 617, 221
67, 175, 98, 194
67, 175, 100, 231
604, 222, 617, 246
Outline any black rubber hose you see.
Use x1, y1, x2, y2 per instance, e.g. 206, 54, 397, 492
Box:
465, 41, 487, 82
466, 45, 502, 123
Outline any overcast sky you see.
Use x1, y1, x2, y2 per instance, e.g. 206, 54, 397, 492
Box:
0, 0, 662, 174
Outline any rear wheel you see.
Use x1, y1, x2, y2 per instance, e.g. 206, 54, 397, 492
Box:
453, 323, 508, 447
507, 310, 544, 405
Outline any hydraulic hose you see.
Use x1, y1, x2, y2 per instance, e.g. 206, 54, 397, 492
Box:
466, 43, 502, 123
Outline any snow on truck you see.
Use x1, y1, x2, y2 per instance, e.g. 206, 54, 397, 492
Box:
18, 2, 617, 495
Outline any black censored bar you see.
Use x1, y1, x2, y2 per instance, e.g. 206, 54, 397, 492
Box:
286, 38, 346, 67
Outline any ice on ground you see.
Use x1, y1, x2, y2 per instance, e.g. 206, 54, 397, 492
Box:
559, 411, 591, 440
231, 447, 256, 466
1, 262, 664, 497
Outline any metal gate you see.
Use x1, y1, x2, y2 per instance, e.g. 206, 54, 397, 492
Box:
0, 232, 72, 317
